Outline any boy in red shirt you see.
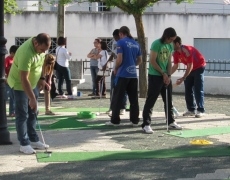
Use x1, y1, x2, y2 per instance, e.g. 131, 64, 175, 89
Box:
5, 45, 18, 117
172, 36, 206, 118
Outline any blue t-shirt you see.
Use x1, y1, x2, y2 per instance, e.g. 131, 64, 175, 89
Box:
116, 37, 141, 78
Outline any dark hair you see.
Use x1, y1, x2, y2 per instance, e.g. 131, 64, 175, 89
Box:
95, 38, 101, 43
57, 36, 66, 46
160, 27, 177, 43
35, 33, 51, 46
112, 29, 119, 36
9, 45, 18, 54
173, 36, 182, 45
119, 26, 133, 39
100, 41, 107, 50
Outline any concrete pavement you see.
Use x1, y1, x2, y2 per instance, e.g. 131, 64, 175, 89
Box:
1, 91, 230, 180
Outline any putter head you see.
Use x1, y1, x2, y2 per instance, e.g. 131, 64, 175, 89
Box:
167, 130, 170, 133
44, 150, 52, 157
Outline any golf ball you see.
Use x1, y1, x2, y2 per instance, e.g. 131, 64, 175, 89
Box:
96, 112, 100, 116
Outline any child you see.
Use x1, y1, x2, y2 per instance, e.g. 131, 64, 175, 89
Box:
42, 54, 56, 115
5, 45, 18, 117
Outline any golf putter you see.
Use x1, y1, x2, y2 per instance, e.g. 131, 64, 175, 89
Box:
165, 86, 170, 133
34, 111, 52, 157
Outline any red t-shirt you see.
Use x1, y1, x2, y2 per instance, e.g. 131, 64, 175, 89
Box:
5, 55, 14, 77
173, 45, 206, 71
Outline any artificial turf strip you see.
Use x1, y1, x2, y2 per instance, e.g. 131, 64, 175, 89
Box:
165, 126, 230, 138
36, 146, 230, 163
46, 118, 114, 130
37, 107, 108, 113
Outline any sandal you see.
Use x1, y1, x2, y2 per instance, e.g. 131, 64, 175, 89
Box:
45, 110, 55, 115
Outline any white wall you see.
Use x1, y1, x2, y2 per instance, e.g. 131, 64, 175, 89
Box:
4, 12, 230, 95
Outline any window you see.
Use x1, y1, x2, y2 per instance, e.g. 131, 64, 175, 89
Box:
15, 37, 57, 54
98, 2, 110, 11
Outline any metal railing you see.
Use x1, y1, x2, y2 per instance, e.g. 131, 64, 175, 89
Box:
81, 59, 230, 75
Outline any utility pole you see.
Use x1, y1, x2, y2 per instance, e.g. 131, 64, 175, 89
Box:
57, 1, 65, 38
0, 0, 12, 145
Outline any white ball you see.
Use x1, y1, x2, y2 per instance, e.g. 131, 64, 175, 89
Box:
96, 112, 100, 116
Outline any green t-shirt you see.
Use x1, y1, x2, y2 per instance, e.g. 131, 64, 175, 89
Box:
148, 39, 173, 76
7, 37, 45, 90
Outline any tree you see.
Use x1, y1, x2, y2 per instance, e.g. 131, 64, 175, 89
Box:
4, 0, 19, 14
87, 0, 193, 98
44, 0, 193, 97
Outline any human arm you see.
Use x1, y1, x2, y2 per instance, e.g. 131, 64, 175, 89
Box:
20, 71, 37, 111
149, 50, 169, 83
114, 53, 122, 75
176, 63, 193, 85
87, 48, 97, 58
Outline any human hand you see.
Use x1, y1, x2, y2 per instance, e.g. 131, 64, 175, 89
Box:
29, 97, 37, 112
176, 77, 185, 85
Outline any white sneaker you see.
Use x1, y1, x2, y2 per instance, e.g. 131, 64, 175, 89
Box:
106, 109, 112, 114
105, 121, 119, 126
120, 109, 126, 115
130, 122, 139, 127
30, 141, 49, 150
195, 111, 205, 118
173, 107, 180, 118
20, 145, 36, 154
142, 125, 154, 134
68, 95, 76, 99
183, 111, 195, 116
169, 122, 182, 130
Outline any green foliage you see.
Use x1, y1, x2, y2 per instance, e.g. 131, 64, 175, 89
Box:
4, 0, 19, 14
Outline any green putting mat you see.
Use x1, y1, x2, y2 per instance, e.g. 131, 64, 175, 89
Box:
36, 146, 230, 163
37, 107, 108, 113
45, 118, 114, 130
165, 126, 230, 138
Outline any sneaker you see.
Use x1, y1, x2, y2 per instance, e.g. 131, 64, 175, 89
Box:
56, 94, 68, 99
88, 93, 95, 96
91, 95, 100, 99
195, 111, 205, 118
67, 95, 76, 99
19, 145, 36, 154
120, 109, 126, 115
183, 111, 195, 116
169, 122, 182, 130
105, 121, 119, 126
172, 107, 180, 118
130, 122, 139, 127
106, 109, 112, 114
142, 125, 154, 134
30, 141, 49, 150
45, 110, 55, 115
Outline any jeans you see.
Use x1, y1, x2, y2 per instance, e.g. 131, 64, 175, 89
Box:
56, 63, 72, 95
95, 75, 106, 95
110, 71, 127, 110
5, 83, 15, 115
142, 75, 175, 127
14, 88, 39, 146
111, 77, 139, 124
184, 66, 205, 113
90, 66, 99, 94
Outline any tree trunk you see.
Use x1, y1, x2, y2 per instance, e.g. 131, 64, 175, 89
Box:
133, 14, 147, 98
57, 2, 65, 37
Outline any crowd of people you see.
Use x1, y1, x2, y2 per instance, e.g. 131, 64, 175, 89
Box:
4, 26, 206, 154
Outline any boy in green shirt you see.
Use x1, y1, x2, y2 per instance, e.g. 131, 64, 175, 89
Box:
142, 27, 182, 134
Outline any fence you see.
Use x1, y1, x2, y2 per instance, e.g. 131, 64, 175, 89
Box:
81, 59, 230, 76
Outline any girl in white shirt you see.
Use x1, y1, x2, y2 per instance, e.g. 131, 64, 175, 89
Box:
91, 41, 108, 98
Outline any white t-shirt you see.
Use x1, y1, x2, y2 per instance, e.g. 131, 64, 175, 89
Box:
56, 46, 71, 67
98, 50, 108, 69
